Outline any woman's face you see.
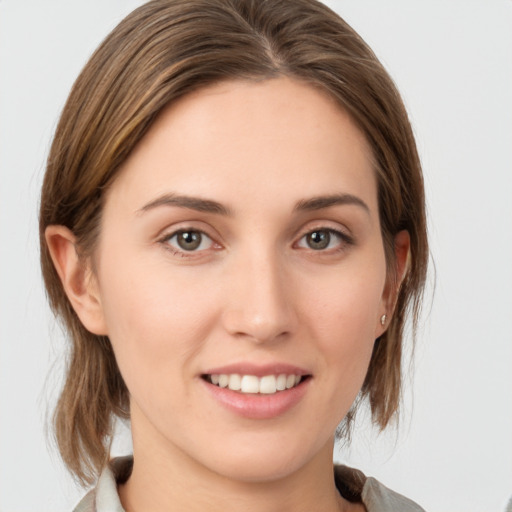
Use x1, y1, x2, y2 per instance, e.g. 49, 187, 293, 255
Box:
90, 77, 392, 481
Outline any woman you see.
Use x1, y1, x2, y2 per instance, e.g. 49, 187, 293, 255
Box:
39, 0, 428, 510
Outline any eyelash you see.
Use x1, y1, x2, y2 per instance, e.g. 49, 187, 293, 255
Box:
295, 227, 354, 253
158, 226, 354, 257
159, 229, 218, 257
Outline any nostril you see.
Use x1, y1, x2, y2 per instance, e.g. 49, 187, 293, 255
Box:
220, 270, 298, 343
222, 308, 294, 344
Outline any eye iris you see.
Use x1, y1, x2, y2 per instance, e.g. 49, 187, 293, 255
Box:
177, 231, 202, 250
307, 230, 330, 250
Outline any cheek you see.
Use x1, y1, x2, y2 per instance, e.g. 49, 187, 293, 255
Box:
308, 260, 384, 330
96, 256, 221, 387
301, 260, 386, 380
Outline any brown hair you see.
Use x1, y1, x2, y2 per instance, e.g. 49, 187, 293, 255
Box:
40, 0, 428, 484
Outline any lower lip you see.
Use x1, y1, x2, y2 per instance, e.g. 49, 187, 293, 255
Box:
201, 378, 310, 420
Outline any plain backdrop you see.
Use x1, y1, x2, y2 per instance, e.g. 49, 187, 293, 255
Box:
1, 1, 511, 511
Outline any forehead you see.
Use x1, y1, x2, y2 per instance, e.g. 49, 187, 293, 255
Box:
106, 77, 377, 215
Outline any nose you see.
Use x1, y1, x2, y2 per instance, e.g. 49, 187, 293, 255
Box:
221, 249, 297, 344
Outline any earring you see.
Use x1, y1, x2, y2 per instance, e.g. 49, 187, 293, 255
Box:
380, 314, 387, 326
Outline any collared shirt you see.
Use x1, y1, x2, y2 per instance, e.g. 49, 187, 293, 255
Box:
73, 457, 426, 512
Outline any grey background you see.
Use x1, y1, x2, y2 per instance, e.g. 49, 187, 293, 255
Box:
1, 1, 511, 510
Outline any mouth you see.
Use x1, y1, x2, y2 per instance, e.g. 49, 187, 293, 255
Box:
202, 373, 309, 395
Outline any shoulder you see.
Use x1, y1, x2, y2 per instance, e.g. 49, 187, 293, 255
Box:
72, 457, 131, 512
75, 459, 424, 512
72, 488, 96, 512
362, 476, 426, 512
334, 465, 426, 512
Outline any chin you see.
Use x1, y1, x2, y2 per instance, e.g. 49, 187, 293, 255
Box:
211, 455, 304, 484
195, 431, 330, 484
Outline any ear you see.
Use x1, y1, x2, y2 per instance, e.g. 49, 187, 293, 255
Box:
45, 225, 108, 335
375, 230, 410, 338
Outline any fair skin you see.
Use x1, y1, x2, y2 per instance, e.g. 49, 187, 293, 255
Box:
47, 77, 409, 512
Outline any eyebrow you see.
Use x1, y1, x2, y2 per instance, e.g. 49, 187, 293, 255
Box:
138, 192, 369, 216
294, 193, 370, 214
138, 193, 232, 216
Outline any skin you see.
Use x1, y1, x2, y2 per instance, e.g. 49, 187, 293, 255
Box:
47, 77, 409, 512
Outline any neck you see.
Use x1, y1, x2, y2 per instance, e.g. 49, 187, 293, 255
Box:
119, 425, 351, 512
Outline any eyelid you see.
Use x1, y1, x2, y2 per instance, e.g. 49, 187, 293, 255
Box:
296, 219, 353, 239
158, 225, 222, 256
294, 224, 355, 251
155, 218, 221, 243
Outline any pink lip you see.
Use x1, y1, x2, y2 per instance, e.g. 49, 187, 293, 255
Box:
202, 362, 309, 377
199, 363, 311, 420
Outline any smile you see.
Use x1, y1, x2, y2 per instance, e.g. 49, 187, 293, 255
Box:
204, 373, 305, 394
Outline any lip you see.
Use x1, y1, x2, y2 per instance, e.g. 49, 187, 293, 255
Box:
202, 362, 310, 377
200, 362, 311, 420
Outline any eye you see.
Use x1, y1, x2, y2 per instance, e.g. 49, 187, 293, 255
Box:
297, 228, 349, 251
164, 230, 214, 253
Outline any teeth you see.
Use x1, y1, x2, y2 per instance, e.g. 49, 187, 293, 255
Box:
228, 374, 241, 391
259, 375, 276, 394
276, 374, 287, 391
218, 374, 229, 388
208, 373, 303, 394
241, 375, 260, 393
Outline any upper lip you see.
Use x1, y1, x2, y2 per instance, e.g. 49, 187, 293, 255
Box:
202, 362, 310, 377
